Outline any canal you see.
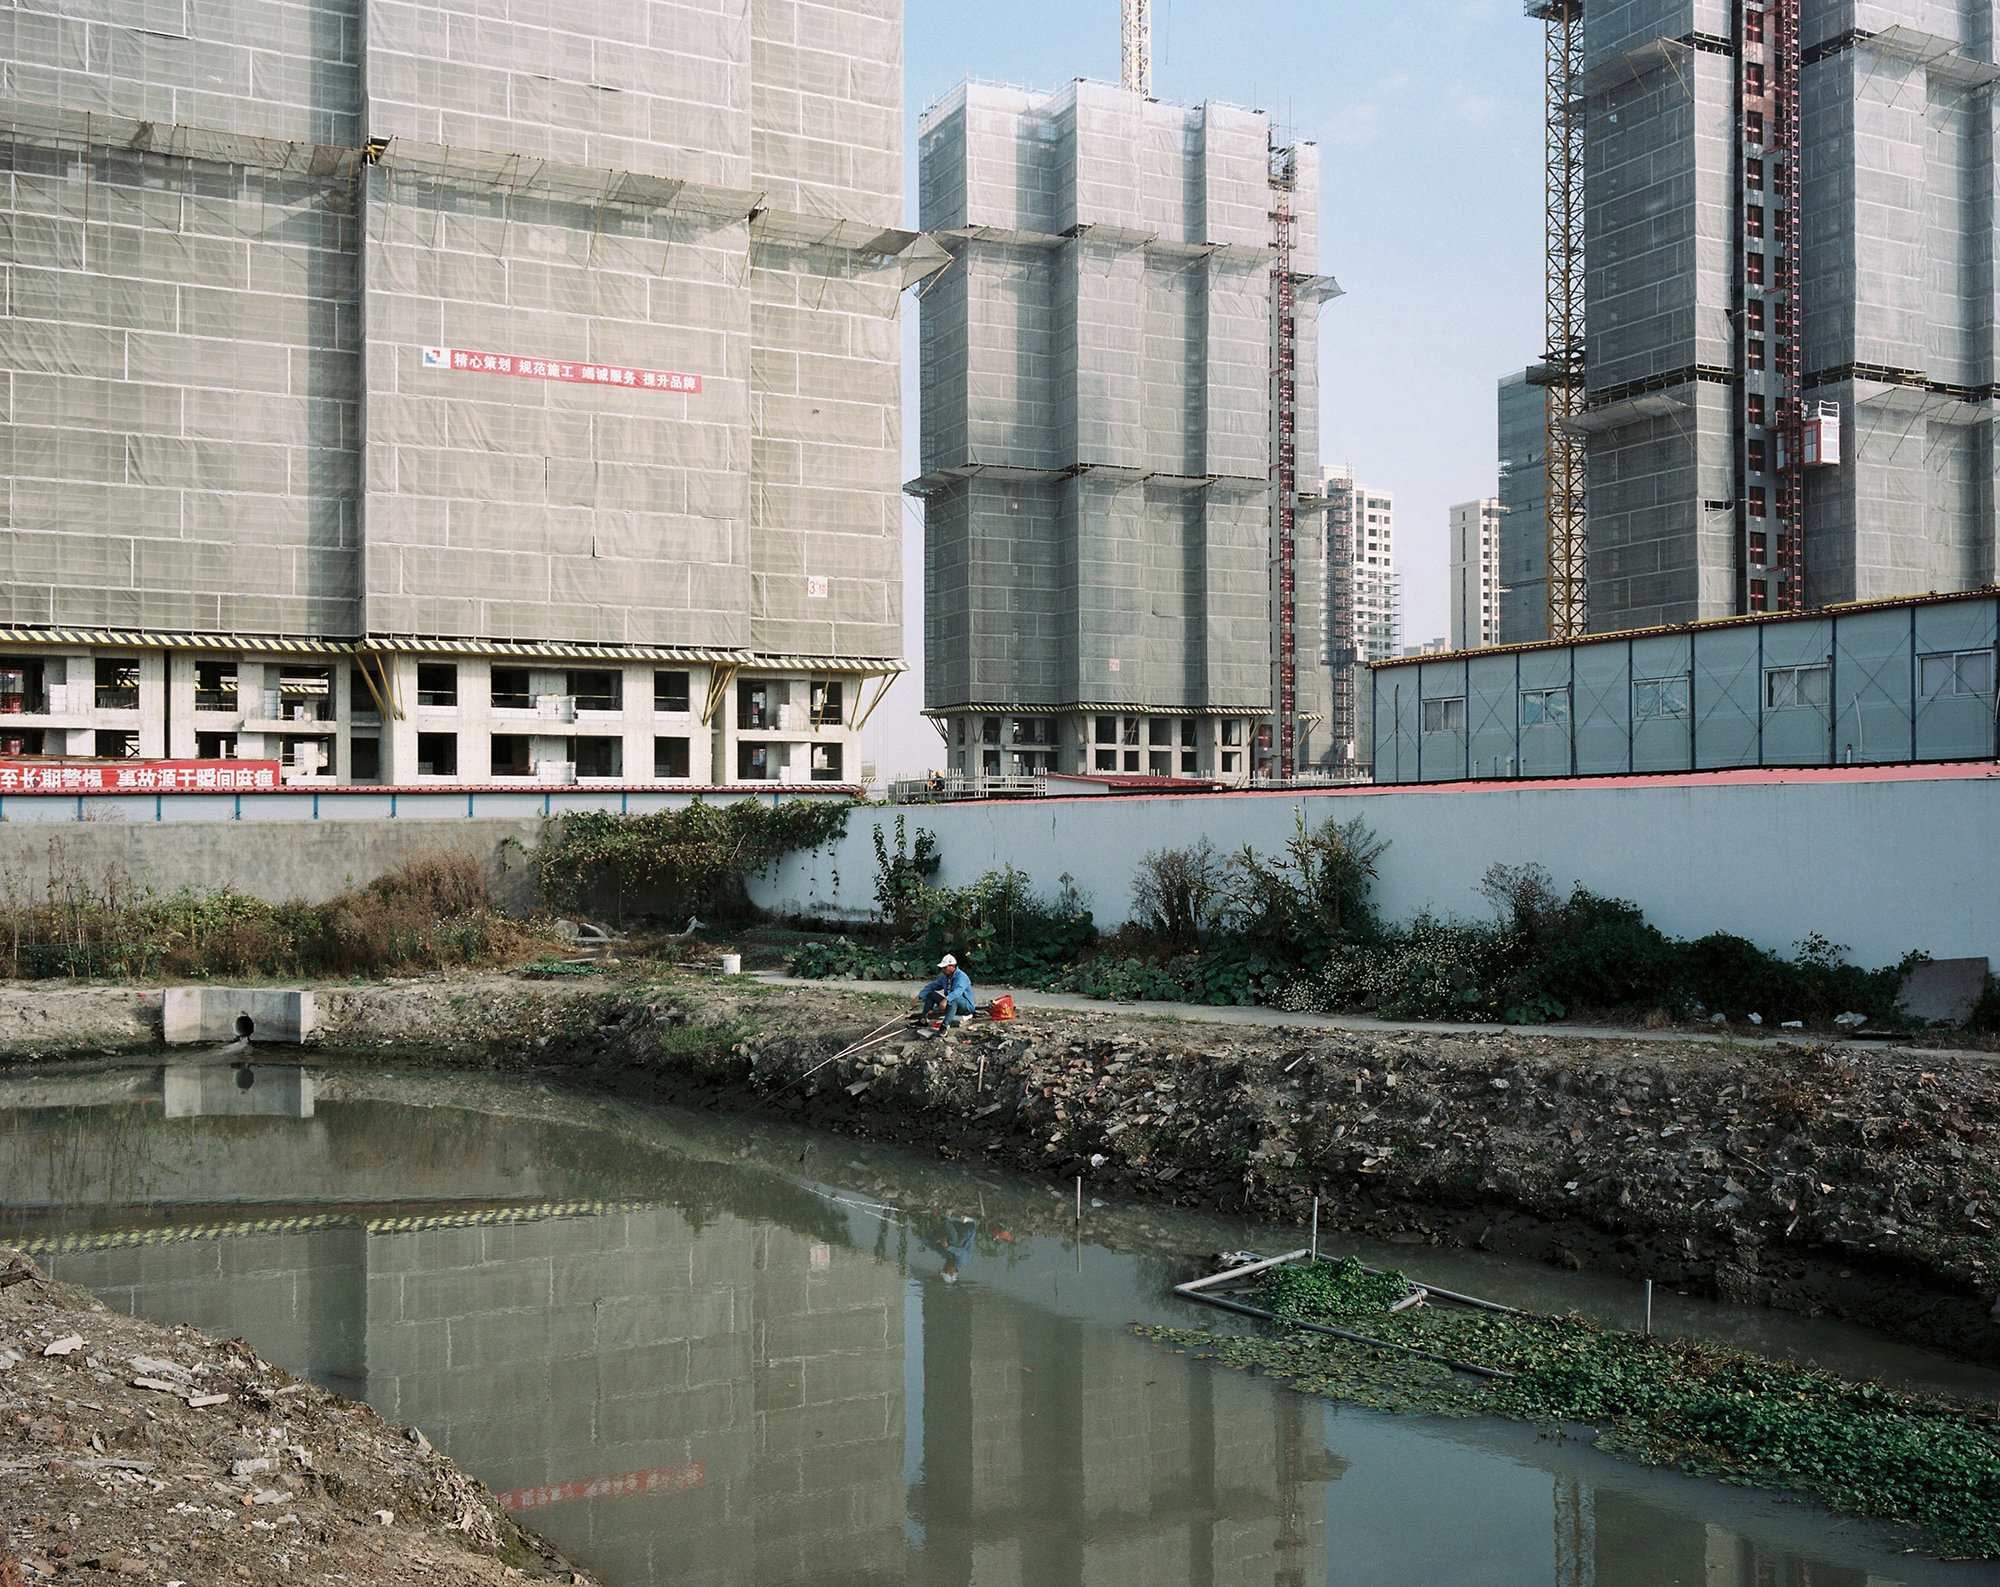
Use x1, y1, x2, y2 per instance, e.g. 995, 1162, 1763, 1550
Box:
2, 1058, 1996, 1586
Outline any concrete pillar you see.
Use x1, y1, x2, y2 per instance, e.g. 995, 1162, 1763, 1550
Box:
166, 653, 197, 759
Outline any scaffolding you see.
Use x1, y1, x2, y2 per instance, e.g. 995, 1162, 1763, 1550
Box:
1531, 1, 1587, 640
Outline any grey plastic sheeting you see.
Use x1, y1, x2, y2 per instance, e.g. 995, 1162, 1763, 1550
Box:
1371, 595, 2000, 783
1571, 0, 2000, 636
0, 0, 912, 660
914, 79, 1332, 731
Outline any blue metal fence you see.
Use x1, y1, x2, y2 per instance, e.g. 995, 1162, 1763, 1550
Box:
1371, 592, 2000, 783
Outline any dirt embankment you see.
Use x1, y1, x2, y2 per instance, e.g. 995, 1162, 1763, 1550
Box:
8, 969, 2000, 1361
0, 1250, 594, 1586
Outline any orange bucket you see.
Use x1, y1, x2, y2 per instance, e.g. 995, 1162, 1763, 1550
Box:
987, 994, 1017, 1021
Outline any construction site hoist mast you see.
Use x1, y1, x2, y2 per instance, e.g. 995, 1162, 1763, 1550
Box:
1122, 0, 1151, 96
1744, 0, 1806, 612
1532, 1, 1587, 640
1272, 172, 1300, 779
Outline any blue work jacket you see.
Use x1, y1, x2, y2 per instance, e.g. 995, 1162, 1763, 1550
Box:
920, 968, 973, 1005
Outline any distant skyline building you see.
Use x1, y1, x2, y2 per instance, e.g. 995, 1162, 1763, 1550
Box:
1324, 468, 1402, 665
1449, 499, 1503, 650
913, 80, 1338, 782
1496, 370, 1550, 645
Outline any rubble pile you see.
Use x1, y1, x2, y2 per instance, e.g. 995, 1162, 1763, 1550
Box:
0, 1251, 591, 1586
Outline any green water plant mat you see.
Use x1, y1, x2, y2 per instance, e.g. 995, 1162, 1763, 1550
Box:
1142, 1268, 2000, 1559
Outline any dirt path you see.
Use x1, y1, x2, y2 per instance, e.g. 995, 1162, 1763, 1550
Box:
0, 1250, 594, 1586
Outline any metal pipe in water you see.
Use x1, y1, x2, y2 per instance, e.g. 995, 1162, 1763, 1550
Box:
1645, 1279, 1654, 1338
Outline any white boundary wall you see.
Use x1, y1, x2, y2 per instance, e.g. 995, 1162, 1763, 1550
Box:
753, 768, 2000, 969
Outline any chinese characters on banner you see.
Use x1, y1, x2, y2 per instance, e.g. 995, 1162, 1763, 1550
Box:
495, 1462, 706, 1513
422, 346, 703, 395
0, 761, 282, 793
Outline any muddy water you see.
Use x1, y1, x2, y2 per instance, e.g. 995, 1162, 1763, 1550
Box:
3, 1060, 1998, 1587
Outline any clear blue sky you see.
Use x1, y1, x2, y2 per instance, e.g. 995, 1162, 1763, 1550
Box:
866, 0, 1546, 779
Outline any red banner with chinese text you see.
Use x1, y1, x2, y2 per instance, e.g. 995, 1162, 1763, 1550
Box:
422, 345, 702, 395
0, 761, 282, 793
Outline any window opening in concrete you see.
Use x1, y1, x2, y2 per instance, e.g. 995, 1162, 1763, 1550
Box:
1765, 665, 1828, 710
1095, 748, 1117, 771
1148, 751, 1171, 775
811, 743, 843, 781
350, 738, 381, 782
492, 668, 533, 709
95, 659, 140, 711
1748, 439, 1766, 473
654, 671, 691, 713
1746, 158, 1764, 190
1147, 720, 1171, 747
1179, 721, 1196, 748
1095, 716, 1117, 744
195, 661, 237, 711
1747, 253, 1764, 287
1749, 582, 1769, 612
1746, 111, 1764, 143
1920, 651, 1996, 698
417, 664, 458, 709
280, 667, 332, 722
349, 668, 382, 719
1121, 718, 1139, 746
491, 734, 532, 777
280, 737, 330, 776
1748, 393, 1766, 425
655, 737, 691, 778
1748, 341, 1765, 371
1222, 751, 1240, 774
981, 718, 1001, 745
0, 663, 46, 717
1222, 721, 1243, 747
811, 680, 843, 727
416, 732, 458, 775
1181, 751, 1197, 774
1422, 697, 1466, 733
738, 680, 772, 731
566, 670, 620, 711
1751, 531, 1769, 564
1011, 719, 1051, 746
568, 737, 622, 778
738, 742, 771, 780
1750, 488, 1768, 517
94, 730, 139, 758
983, 749, 1002, 775
1634, 677, 1690, 719
955, 719, 966, 746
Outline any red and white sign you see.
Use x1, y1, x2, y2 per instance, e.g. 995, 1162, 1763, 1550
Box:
496, 1461, 706, 1513
423, 345, 702, 395
0, 760, 281, 793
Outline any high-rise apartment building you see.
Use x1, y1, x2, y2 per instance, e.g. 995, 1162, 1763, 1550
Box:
914, 80, 1337, 784
1576, 2, 1999, 634
1450, 500, 1504, 650
1324, 468, 1402, 664
0, 1, 934, 786
1496, 370, 1551, 644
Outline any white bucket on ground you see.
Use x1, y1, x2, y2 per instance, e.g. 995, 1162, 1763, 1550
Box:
720, 954, 742, 976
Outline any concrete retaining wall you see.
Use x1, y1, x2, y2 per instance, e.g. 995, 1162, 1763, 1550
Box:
3, 766, 1990, 969
0, 817, 548, 908
752, 766, 2000, 969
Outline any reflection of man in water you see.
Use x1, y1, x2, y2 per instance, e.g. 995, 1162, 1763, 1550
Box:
920, 1215, 977, 1284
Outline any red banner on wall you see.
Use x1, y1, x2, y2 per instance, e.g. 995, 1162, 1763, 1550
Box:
423, 345, 702, 394
0, 761, 282, 793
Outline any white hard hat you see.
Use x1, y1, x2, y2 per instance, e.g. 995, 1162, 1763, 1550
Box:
938, 954, 956, 968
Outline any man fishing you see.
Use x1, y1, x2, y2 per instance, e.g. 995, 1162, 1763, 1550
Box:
915, 953, 974, 1027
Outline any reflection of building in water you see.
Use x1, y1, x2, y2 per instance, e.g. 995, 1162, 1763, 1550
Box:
912, 1283, 1333, 1587
47, 1205, 906, 1587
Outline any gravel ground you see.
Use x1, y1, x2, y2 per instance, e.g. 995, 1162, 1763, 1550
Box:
0, 1250, 593, 1587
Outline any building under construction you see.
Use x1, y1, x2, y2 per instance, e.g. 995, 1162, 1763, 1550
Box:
912, 76, 1339, 783
1507, 1, 2000, 643
0, 1, 938, 785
